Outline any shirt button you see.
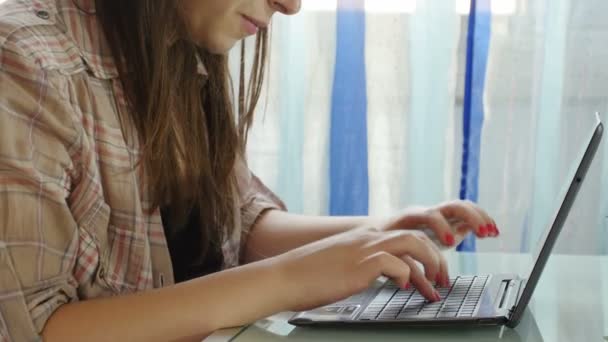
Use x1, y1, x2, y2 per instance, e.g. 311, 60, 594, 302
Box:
36, 10, 50, 20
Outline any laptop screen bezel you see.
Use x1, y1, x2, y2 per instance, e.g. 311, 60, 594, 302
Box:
507, 113, 604, 327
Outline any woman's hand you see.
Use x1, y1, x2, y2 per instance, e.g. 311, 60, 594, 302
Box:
272, 225, 445, 312
378, 200, 500, 248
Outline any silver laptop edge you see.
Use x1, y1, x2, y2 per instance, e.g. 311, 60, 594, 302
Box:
507, 112, 603, 327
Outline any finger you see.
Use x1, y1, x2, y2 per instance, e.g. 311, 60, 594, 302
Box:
402, 256, 441, 302
439, 201, 487, 238
490, 218, 501, 236
426, 210, 458, 247
454, 221, 471, 235
392, 209, 456, 247
373, 232, 441, 282
462, 201, 499, 237
426, 240, 450, 288
484, 215, 500, 237
360, 251, 411, 289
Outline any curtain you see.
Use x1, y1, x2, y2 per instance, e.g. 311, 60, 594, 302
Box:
234, 0, 608, 256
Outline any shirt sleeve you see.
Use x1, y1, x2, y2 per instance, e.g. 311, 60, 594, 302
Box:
239, 172, 287, 231
235, 158, 286, 263
0, 42, 81, 340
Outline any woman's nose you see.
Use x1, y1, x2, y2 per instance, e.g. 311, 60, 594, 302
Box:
269, 0, 301, 15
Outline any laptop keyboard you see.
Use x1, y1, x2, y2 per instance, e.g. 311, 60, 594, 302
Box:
358, 275, 489, 320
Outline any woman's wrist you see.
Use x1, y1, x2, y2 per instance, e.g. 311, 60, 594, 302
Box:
202, 257, 295, 331
262, 254, 301, 313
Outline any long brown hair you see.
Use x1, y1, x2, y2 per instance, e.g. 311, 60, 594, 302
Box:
95, 1, 268, 263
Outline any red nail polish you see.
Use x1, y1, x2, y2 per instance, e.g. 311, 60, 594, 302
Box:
445, 233, 455, 246
485, 224, 492, 234
404, 282, 411, 290
485, 224, 493, 236
479, 225, 488, 236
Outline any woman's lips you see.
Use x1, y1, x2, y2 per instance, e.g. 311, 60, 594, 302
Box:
241, 15, 266, 35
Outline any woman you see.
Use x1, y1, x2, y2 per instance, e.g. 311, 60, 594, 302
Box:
0, 0, 499, 341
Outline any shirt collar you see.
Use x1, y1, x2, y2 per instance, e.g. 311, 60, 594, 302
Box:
59, 0, 208, 79
55, 0, 118, 79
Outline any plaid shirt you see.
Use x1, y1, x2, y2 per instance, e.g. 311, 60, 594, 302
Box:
0, 0, 285, 340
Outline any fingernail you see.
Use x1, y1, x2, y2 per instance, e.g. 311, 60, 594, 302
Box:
486, 224, 495, 236
478, 225, 488, 237
485, 224, 493, 235
445, 233, 455, 246
404, 282, 411, 290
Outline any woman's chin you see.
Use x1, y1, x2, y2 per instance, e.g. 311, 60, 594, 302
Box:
196, 35, 239, 55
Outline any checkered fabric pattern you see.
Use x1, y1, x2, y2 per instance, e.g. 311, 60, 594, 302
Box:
0, 0, 285, 340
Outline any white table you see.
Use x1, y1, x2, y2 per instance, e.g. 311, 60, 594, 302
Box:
204, 252, 608, 342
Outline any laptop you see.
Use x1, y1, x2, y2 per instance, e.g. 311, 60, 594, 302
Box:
289, 113, 604, 329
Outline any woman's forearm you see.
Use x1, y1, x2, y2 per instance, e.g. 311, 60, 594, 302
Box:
244, 210, 374, 263
43, 258, 287, 342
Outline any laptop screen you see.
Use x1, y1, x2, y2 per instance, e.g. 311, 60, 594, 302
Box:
510, 113, 603, 325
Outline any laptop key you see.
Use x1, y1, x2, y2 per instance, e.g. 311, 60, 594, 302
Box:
378, 311, 401, 320
360, 309, 381, 317
359, 313, 380, 320
400, 306, 420, 313
437, 311, 458, 318
342, 305, 360, 316
417, 312, 438, 318
397, 311, 420, 319
383, 304, 403, 311
370, 287, 399, 305
408, 301, 426, 307
393, 291, 411, 297
320, 306, 343, 314
443, 302, 462, 308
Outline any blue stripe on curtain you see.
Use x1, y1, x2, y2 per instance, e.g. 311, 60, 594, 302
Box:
277, 14, 306, 213
525, 0, 569, 253
329, 0, 369, 216
457, 0, 492, 252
